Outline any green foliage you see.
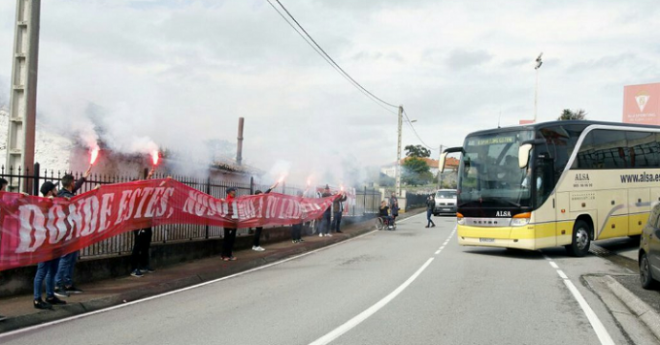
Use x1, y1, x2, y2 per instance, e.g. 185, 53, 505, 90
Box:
558, 109, 587, 121
402, 157, 432, 186
404, 144, 431, 158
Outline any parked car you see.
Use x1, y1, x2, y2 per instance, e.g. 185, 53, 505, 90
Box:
639, 203, 660, 289
433, 189, 457, 216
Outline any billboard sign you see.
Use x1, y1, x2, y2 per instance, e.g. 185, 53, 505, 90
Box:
623, 83, 660, 125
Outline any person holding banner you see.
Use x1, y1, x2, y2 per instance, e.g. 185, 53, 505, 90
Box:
130, 169, 157, 278
291, 191, 305, 243
332, 191, 348, 233
221, 187, 238, 261
320, 185, 333, 237
33, 181, 68, 309
55, 167, 92, 295
252, 181, 279, 252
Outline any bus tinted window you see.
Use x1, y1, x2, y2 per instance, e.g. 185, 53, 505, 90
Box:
592, 130, 627, 169
626, 131, 659, 168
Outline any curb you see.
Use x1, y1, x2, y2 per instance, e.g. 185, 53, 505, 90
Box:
603, 275, 660, 341
0, 217, 389, 334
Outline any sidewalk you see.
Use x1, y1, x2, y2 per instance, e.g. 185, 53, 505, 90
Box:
0, 211, 422, 333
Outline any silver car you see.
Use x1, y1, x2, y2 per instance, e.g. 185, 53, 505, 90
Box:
434, 189, 457, 216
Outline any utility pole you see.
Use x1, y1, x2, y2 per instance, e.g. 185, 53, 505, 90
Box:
6, 0, 41, 193
438, 144, 444, 188
395, 105, 403, 197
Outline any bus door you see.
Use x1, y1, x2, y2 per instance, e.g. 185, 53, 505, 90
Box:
534, 150, 557, 246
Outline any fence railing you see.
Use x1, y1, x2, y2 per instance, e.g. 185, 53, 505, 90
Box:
1, 164, 381, 259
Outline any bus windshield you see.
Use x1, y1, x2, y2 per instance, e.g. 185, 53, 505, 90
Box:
458, 130, 534, 208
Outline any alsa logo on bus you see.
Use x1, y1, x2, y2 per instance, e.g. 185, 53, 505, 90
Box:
496, 211, 511, 217
575, 173, 590, 181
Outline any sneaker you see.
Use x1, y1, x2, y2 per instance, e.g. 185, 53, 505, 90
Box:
256, 246, 265, 251
337, 230, 343, 233
222, 256, 230, 261
292, 240, 297, 244
327, 233, 333, 237
54, 289, 69, 298
131, 269, 144, 278
425, 225, 429, 228
0, 315, 7, 322
46, 296, 67, 305
33, 299, 52, 310
432, 224, 436, 227
252, 246, 260, 251
319, 233, 323, 237
65, 286, 83, 294
229, 256, 237, 261
298, 239, 304, 242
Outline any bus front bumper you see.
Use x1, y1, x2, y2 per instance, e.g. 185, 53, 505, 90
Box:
456, 224, 556, 250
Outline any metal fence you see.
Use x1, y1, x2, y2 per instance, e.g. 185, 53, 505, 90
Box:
1, 164, 381, 259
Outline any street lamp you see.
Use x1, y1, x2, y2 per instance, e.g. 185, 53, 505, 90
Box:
534, 52, 543, 123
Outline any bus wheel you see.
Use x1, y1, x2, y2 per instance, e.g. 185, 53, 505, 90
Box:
566, 220, 591, 257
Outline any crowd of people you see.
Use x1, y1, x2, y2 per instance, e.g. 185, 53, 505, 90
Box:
0, 174, 352, 318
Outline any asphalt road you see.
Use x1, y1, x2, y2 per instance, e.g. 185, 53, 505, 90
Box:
1, 213, 639, 345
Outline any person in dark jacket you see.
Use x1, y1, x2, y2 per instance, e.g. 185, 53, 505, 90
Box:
55, 166, 91, 295
320, 185, 333, 237
0, 178, 7, 320
332, 191, 348, 233
33, 181, 67, 309
425, 195, 436, 228
222, 187, 238, 261
130, 169, 156, 278
291, 191, 304, 243
252, 181, 279, 251
389, 192, 400, 222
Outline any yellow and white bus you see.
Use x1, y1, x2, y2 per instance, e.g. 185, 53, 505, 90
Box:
440, 120, 660, 256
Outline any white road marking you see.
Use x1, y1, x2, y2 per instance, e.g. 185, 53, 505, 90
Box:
542, 255, 614, 345
556, 270, 568, 280
310, 229, 455, 344
308, 258, 435, 345
0, 227, 383, 340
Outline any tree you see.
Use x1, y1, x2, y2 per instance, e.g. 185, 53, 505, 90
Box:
402, 157, 433, 186
558, 109, 587, 121
404, 144, 431, 158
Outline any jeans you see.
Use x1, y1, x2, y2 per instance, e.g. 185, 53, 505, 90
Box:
34, 258, 60, 300
333, 211, 343, 232
222, 228, 237, 257
55, 251, 78, 289
322, 211, 332, 234
292, 224, 302, 241
426, 209, 435, 227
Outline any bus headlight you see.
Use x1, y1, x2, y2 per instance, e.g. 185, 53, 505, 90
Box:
511, 212, 531, 227
457, 212, 465, 225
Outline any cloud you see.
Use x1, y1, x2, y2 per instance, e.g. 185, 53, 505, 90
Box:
446, 49, 493, 70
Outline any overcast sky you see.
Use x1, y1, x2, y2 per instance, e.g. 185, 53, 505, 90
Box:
1, 0, 659, 183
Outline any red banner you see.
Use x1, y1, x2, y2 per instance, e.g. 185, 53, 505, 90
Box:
0, 179, 337, 271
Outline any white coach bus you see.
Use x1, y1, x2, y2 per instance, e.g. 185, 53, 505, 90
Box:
440, 120, 660, 256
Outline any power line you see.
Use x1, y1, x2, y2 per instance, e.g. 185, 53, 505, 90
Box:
267, 0, 399, 113
402, 109, 437, 150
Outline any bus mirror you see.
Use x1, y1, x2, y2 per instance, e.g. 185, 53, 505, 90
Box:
439, 152, 447, 173
519, 144, 532, 168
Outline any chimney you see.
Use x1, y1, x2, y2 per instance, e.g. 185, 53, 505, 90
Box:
237, 117, 244, 166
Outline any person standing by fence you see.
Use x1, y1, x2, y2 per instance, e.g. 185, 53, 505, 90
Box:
33, 181, 67, 309
291, 190, 304, 243
332, 191, 348, 233
55, 167, 92, 295
252, 181, 279, 252
130, 169, 157, 278
320, 185, 333, 237
221, 187, 238, 261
